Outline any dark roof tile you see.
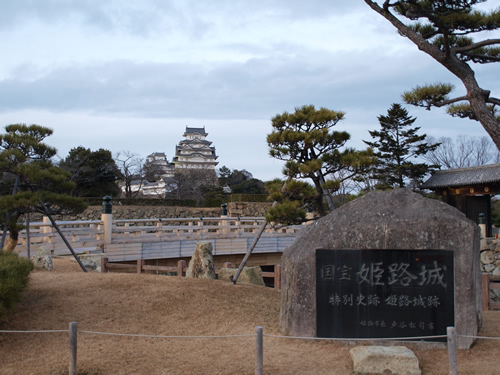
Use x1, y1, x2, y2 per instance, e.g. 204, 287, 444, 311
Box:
421, 163, 500, 189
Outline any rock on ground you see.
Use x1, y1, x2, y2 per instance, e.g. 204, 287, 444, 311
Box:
186, 241, 216, 279
350, 346, 421, 375
218, 266, 265, 286
31, 247, 53, 271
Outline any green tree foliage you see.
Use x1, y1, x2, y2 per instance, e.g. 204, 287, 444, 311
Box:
217, 166, 233, 186
364, 104, 440, 188
492, 199, 500, 227
364, 0, 500, 149
217, 166, 266, 195
231, 179, 266, 194
59, 147, 122, 197
267, 105, 376, 216
265, 178, 316, 225
0, 124, 86, 249
0, 252, 33, 317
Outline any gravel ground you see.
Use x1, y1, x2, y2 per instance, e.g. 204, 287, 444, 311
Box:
0, 257, 499, 374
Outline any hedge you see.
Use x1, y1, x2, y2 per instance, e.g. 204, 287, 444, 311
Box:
0, 252, 33, 318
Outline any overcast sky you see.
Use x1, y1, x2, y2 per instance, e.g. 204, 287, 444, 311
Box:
0, 1, 499, 181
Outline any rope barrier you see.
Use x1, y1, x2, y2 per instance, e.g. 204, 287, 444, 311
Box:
3, 324, 500, 375
2, 328, 500, 341
0, 329, 67, 333
78, 330, 254, 339
457, 334, 500, 341
263, 334, 448, 341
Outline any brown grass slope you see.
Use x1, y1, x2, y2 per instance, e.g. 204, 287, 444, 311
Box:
0, 258, 499, 374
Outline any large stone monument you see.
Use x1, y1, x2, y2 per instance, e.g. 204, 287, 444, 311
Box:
280, 189, 481, 349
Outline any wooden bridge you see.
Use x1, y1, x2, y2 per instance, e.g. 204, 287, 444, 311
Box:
14, 217, 303, 269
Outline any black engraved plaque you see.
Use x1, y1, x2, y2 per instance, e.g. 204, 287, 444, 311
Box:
316, 249, 454, 341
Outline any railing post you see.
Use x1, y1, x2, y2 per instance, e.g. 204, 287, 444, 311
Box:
156, 220, 162, 238
177, 260, 186, 277
69, 322, 77, 375
137, 259, 144, 274
482, 273, 490, 311
255, 326, 263, 375
198, 218, 204, 237
101, 196, 113, 245
274, 265, 281, 290
447, 327, 458, 375
101, 257, 109, 273
42, 216, 52, 244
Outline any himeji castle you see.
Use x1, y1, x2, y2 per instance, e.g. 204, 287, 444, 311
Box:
125, 127, 219, 197
172, 127, 219, 169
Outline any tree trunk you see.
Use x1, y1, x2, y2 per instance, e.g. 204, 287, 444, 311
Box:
364, 0, 500, 151
3, 236, 18, 252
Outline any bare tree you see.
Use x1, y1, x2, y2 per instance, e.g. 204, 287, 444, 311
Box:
114, 151, 145, 198
424, 135, 500, 169
165, 168, 218, 202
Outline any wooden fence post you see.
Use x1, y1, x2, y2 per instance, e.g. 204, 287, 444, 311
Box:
482, 273, 490, 311
255, 326, 263, 375
69, 322, 77, 375
137, 259, 144, 274
447, 327, 458, 375
101, 257, 108, 273
177, 260, 186, 277
274, 265, 281, 290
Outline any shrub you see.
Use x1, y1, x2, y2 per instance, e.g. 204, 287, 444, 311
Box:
0, 252, 33, 318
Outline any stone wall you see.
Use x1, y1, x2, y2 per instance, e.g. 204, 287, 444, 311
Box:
48, 202, 272, 221
480, 238, 500, 303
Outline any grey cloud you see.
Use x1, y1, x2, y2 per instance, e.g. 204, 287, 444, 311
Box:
0, 0, 197, 37
0, 48, 448, 120
0, 1, 365, 35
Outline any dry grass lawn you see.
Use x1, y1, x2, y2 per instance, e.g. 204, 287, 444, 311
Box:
0, 257, 499, 374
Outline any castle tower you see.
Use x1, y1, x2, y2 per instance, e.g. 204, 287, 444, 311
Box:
172, 127, 219, 169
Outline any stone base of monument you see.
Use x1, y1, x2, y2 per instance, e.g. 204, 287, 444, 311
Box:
185, 241, 216, 279
350, 346, 421, 375
218, 267, 265, 286
280, 189, 482, 349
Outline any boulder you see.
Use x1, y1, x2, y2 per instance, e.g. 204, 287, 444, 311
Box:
280, 189, 481, 349
350, 346, 421, 375
186, 241, 216, 279
31, 247, 53, 271
69, 254, 103, 272
218, 267, 265, 286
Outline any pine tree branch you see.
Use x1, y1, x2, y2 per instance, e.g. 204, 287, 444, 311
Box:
453, 38, 500, 53
489, 97, 500, 106
365, 0, 447, 62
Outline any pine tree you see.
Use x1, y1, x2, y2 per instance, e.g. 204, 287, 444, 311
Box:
267, 105, 376, 216
364, 0, 500, 149
0, 124, 86, 250
364, 104, 440, 189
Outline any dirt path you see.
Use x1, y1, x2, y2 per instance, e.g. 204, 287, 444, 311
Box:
0, 258, 499, 374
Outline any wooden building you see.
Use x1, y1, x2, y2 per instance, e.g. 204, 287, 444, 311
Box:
421, 163, 500, 237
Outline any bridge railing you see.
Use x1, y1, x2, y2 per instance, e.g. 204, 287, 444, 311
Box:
111, 217, 300, 240
13, 216, 302, 256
